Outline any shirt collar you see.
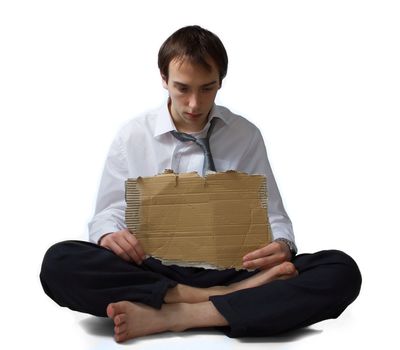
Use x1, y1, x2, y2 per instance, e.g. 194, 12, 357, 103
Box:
153, 101, 176, 137
153, 100, 230, 138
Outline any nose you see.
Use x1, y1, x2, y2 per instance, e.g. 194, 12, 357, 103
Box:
188, 92, 200, 110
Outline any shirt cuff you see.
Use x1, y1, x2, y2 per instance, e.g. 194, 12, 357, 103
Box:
89, 222, 124, 245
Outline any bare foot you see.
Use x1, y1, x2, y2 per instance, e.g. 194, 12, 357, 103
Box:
165, 262, 298, 304
107, 301, 177, 342
107, 300, 227, 342
229, 261, 298, 292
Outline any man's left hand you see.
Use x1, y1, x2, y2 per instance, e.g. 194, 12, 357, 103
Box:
242, 240, 292, 270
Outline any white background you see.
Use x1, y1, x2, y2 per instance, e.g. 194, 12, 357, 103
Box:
1, 0, 399, 349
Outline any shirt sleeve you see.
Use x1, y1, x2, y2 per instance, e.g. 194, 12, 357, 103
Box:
88, 134, 129, 244
237, 128, 297, 250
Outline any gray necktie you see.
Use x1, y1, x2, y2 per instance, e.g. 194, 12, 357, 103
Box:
171, 117, 218, 175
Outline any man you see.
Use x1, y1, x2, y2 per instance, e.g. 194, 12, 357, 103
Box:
40, 25, 361, 343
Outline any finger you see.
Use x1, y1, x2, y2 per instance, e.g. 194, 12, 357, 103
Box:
243, 241, 286, 262
244, 247, 290, 269
101, 231, 142, 264
107, 240, 132, 262
243, 245, 274, 262
243, 256, 275, 270
117, 235, 142, 264
123, 231, 146, 259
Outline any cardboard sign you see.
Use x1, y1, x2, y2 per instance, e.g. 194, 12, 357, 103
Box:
125, 171, 271, 270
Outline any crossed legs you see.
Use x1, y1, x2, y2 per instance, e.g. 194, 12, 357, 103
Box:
107, 262, 298, 342
40, 241, 361, 343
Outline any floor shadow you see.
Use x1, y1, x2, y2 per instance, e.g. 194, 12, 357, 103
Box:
78, 316, 220, 339
79, 316, 114, 337
79, 315, 322, 344
238, 327, 323, 343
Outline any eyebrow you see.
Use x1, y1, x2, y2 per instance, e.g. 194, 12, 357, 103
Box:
173, 80, 218, 88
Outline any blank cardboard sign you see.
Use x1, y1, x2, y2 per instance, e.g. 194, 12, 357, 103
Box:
125, 171, 272, 270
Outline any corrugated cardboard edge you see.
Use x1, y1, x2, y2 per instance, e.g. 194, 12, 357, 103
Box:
125, 170, 272, 270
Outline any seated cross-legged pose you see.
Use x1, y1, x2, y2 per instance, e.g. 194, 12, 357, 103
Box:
40, 25, 362, 343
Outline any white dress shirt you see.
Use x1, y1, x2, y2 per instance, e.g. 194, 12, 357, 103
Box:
88, 102, 296, 249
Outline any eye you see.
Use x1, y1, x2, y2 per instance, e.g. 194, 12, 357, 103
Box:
201, 85, 217, 92
177, 86, 188, 93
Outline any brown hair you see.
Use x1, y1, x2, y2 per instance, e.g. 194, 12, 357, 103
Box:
158, 25, 228, 84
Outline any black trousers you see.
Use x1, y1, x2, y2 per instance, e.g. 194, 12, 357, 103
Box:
40, 240, 361, 337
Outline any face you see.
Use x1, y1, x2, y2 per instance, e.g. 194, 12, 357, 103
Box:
162, 57, 221, 133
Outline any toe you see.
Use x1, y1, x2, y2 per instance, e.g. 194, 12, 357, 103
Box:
114, 314, 126, 326
277, 262, 299, 280
115, 323, 127, 335
115, 331, 127, 343
278, 262, 295, 275
106, 303, 115, 318
285, 262, 295, 273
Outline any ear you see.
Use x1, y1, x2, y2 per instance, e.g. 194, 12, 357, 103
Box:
161, 73, 168, 89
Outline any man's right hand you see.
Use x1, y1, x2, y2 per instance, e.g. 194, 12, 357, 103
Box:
99, 229, 146, 265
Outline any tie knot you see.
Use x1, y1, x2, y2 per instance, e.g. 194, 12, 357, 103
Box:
170, 117, 218, 175
170, 130, 196, 143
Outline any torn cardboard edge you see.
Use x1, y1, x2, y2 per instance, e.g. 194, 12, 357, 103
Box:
125, 170, 272, 270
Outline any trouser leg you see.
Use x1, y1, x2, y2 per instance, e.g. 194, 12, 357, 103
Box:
40, 240, 178, 317
210, 250, 362, 337
40, 240, 260, 318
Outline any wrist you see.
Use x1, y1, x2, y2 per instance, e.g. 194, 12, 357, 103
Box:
274, 238, 297, 259
98, 232, 113, 245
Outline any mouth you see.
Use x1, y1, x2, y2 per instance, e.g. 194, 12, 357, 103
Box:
185, 112, 202, 118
